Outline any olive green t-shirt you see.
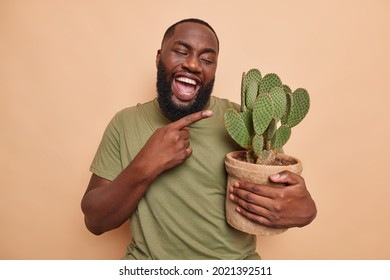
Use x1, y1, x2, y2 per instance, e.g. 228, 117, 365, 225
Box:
90, 96, 259, 259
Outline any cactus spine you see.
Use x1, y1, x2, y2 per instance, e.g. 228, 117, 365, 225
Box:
224, 68, 310, 165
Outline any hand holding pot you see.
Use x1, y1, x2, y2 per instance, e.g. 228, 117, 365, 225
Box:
229, 170, 317, 229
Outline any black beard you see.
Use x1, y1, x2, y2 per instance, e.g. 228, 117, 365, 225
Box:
156, 60, 215, 122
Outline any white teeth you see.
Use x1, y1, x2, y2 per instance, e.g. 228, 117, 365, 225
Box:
176, 76, 197, 85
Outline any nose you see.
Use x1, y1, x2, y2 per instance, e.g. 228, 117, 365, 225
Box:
182, 55, 202, 73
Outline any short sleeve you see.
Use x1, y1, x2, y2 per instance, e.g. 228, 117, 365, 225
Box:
89, 113, 123, 181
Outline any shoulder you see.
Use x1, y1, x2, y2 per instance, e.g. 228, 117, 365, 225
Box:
211, 96, 240, 111
111, 100, 155, 124
115, 100, 154, 118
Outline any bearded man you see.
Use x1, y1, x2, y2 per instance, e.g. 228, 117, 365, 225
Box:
81, 18, 316, 260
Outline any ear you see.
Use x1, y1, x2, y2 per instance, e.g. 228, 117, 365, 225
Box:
156, 49, 161, 68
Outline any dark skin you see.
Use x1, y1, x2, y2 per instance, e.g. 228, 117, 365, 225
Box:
81, 22, 316, 236
230, 173, 316, 228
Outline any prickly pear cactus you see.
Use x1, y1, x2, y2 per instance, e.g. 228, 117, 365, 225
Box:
224, 68, 310, 165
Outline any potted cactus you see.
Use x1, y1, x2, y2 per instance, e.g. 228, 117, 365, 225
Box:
224, 68, 310, 235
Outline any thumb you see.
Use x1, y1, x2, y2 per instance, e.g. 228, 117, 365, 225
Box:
269, 171, 299, 185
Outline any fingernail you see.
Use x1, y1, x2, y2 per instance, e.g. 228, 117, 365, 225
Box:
202, 110, 213, 117
270, 173, 280, 180
229, 194, 235, 200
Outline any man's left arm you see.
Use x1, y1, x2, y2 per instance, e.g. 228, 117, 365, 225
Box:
229, 171, 317, 228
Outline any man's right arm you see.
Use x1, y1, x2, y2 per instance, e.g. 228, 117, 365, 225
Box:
81, 155, 158, 235
80, 110, 213, 235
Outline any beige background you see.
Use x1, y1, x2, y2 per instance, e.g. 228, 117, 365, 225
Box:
1, 0, 389, 259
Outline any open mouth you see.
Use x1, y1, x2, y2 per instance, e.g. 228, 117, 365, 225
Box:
172, 76, 200, 102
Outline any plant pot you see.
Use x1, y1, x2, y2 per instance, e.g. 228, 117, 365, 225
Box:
225, 150, 303, 236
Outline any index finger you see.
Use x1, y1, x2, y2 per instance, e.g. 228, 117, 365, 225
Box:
232, 181, 277, 199
170, 110, 213, 130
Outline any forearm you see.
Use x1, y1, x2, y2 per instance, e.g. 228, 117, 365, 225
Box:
82, 158, 161, 235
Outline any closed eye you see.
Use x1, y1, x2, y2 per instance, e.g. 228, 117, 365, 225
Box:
174, 49, 187, 56
202, 58, 213, 64
200, 54, 215, 65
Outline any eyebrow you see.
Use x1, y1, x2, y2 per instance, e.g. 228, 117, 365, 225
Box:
174, 40, 217, 55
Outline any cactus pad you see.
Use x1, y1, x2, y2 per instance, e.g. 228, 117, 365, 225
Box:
245, 79, 258, 111
272, 125, 291, 148
240, 111, 254, 136
244, 69, 262, 85
252, 133, 264, 154
269, 86, 287, 120
224, 108, 251, 149
265, 118, 277, 140
253, 93, 274, 135
283, 84, 292, 94
258, 73, 282, 94
286, 88, 310, 127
